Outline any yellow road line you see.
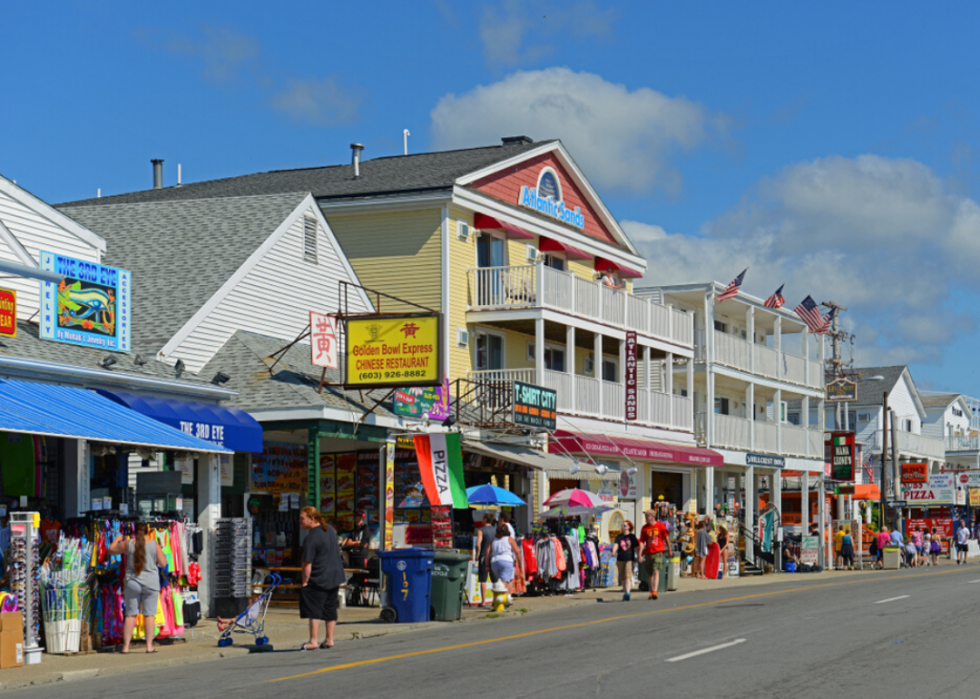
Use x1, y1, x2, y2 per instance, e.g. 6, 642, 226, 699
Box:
269, 567, 965, 683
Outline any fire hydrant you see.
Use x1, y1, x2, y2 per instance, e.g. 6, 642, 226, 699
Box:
491, 581, 509, 612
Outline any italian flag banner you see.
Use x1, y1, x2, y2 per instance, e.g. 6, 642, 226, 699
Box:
414, 432, 468, 508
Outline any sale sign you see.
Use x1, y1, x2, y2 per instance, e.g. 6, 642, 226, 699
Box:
0, 288, 15, 337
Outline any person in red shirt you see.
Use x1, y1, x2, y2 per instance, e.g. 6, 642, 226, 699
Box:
638, 509, 672, 600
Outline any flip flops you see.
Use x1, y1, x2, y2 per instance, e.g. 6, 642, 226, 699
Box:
319, 642, 335, 650
299, 643, 319, 651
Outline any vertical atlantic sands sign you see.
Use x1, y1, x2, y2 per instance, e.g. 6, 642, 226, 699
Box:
39, 251, 131, 352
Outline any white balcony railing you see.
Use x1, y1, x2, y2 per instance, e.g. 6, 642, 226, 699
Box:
467, 368, 692, 432
867, 428, 946, 461
947, 435, 980, 452
697, 413, 824, 458
468, 264, 693, 348
694, 329, 824, 390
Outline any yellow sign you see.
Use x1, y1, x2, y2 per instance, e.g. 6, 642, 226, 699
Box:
970, 488, 980, 506
345, 314, 441, 388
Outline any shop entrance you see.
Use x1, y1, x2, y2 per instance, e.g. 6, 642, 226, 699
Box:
651, 471, 683, 509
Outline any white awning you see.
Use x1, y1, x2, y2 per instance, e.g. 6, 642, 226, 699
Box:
462, 440, 619, 482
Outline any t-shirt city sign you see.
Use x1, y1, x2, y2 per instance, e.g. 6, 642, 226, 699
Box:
518, 168, 585, 229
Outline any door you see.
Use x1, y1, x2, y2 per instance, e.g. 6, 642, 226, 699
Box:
477, 236, 506, 305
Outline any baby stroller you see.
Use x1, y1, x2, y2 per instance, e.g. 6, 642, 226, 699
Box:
217, 573, 281, 647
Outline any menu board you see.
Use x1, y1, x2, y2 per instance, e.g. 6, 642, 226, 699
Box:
319, 454, 336, 516
356, 450, 380, 525
335, 453, 356, 533
251, 441, 307, 493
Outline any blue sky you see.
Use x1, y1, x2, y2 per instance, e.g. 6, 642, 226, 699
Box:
5, 1, 980, 395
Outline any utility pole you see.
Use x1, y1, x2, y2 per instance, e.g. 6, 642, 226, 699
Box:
822, 300, 850, 430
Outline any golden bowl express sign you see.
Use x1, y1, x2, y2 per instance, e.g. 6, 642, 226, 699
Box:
39, 251, 131, 352
345, 314, 441, 389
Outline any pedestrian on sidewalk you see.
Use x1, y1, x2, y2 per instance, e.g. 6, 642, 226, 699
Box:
911, 526, 923, 561
840, 527, 855, 570
694, 520, 710, 579
298, 506, 346, 651
109, 522, 168, 654
487, 522, 520, 587
955, 521, 970, 564
638, 510, 671, 599
475, 513, 498, 605
930, 528, 942, 566
613, 520, 639, 600
717, 526, 729, 580
834, 526, 844, 570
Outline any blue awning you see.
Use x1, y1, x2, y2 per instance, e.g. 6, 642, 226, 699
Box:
0, 378, 230, 453
97, 390, 263, 453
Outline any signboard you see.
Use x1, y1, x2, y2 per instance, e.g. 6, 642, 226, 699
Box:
0, 288, 15, 337
384, 441, 395, 550
517, 168, 585, 229
344, 313, 441, 389
901, 462, 928, 484
618, 469, 638, 500
887, 500, 908, 508
597, 488, 615, 503
827, 432, 855, 481
251, 441, 307, 493
512, 381, 557, 430
826, 378, 857, 402
908, 516, 952, 554
39, 251, 130, 351
901, 472, 954, 506
393, 376, 450, 421
219, 454, 234, 487
836, 485, 855, 495
746, 453, 785, 468
800, 536, 819, 565
309, 311, 338, 368
625, 331, 638, 421
970, 488, 980, 506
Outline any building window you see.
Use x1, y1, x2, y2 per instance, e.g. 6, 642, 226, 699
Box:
714, 320, 727, 333
303, 216, 318, 263
714, 397, 730, 415
526, 342, 565, 372
602, 359, 618, 382
905, 419, 913, 432
787, 412, 801, 426
543, 254, 566, 271
584, 353, 595, 376
475, 333, 503, 371
477, 234, 505, 268
680, 388, 688, 397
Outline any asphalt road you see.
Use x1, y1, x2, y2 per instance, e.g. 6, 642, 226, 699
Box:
9, 565, 980, 699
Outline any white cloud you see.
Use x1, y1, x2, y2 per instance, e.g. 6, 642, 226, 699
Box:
271, 76, 363, 127
157, 26, 259, 84
635, 154, 980, 369
479, 0, 617, 68
431, 68, 728, 194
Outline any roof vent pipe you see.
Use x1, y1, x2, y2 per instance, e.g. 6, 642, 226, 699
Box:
151, 159, 164, 189
351, 143, 364, 179
177, 163, 182, 187
403, 129, 410, 155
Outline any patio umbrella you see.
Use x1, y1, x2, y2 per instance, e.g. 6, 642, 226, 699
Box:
466, 484, 526, 507
543, 488, 605, 509
539, 505, 612, 519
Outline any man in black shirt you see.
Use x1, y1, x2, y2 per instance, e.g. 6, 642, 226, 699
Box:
299, 506, 346, 651
342, 510, 372, 569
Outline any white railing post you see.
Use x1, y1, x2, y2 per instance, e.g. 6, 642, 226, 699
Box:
567, 324, 576, 414
535, 259, 545, 308
775, 387, 782, 456
666, 351, 674, 429
667, 302, 673, 342
595, 331, 604, 418
747, 382, 755, 450
535, 317, 545, 387
747, 305, 755, 375
774, 316, 782, 379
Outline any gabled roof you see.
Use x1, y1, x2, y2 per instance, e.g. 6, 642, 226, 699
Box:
57, 192, 309, 353
200, 330, 398, 420
56, 141, 550, 207
0, 175, 106, 252
920, 393, 960, 409
851, 365, 926, 417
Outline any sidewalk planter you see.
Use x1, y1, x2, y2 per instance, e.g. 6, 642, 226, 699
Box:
882, 547, 901, 570
378, 549, 435, 623
430, 551, 470, 621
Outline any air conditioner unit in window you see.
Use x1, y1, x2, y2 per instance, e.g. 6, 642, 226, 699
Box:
526, 245, 539, 262
456, 327, 469, 348
457, 221, 470, 242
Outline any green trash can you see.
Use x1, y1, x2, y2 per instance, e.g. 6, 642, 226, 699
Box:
658, 555, 670, 593
430, 551, 470, 621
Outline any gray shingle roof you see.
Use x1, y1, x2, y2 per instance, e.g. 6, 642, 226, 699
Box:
919, 393, 961, 409
850, 366, 907, 407
200, 330, 398, 419
57, 141, 551, 207
0, 320, 211, 387
57, 192, 308, 352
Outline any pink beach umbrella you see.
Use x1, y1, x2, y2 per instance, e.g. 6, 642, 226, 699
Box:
542, 488, 605, 509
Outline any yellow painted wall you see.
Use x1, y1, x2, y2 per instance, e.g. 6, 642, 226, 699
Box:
447, 209, 475, 382
327, 209, 442, 314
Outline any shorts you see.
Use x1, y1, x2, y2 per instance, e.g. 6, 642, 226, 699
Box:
299, 584, 339, 622
124, 578, 159, 617
957, 543, 969, 553
478, 560, 498, 584
915, 545, 922, 554
491, 558, 515, 583
616, 560, 634, 585
875, 549, 883, 560
642, 553, 665, 580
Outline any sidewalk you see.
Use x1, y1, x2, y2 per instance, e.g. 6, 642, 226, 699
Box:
0, 558, 964, 691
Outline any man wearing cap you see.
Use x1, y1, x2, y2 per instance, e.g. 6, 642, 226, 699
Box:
638, 509, 672, 600
342, 510, 372, 570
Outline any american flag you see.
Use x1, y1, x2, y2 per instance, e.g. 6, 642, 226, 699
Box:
717, 268, 747, 301
794, 295, 825, 333
863, 450, 874, 481
764, 284, 785, 309
819, 306, 838, 335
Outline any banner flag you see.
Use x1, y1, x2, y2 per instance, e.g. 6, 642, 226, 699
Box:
414, 433, 468, 508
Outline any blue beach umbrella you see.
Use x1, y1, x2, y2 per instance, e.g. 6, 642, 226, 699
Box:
466, 484, 526, 507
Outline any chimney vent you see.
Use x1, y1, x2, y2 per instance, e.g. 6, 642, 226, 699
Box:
501, 135, 533, 146
151, 159, 164, 189
351, 143, 364, 179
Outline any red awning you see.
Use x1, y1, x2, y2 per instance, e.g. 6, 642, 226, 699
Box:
852, 484, 881, 500
474, 213, 534, 240
539, 236, 590, 260
549, 430, 723, 468
594, 256, 643, 279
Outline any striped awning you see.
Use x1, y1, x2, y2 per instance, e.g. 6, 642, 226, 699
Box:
463, 440, 619, 482
0, 378, 231, 453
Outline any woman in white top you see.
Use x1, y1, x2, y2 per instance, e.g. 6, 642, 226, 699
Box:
486, 522, 521, 583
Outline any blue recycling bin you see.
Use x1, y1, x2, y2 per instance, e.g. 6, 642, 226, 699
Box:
378, 548, 435, 623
